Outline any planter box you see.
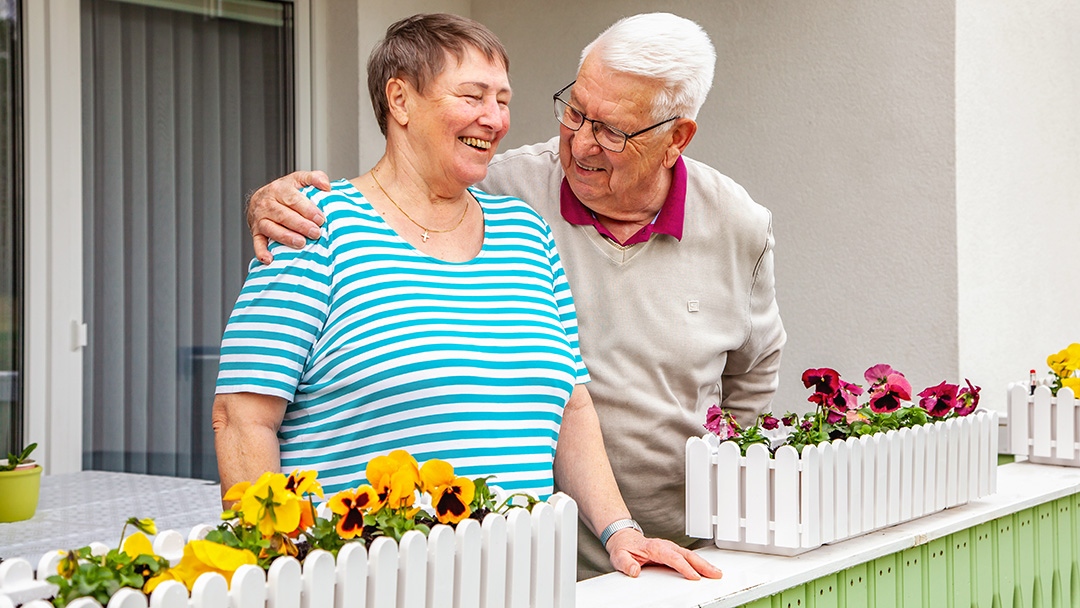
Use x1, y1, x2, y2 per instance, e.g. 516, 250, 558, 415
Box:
685, 411, 999, 555
1007, 384, 1080, 466
0, 494, 578, 608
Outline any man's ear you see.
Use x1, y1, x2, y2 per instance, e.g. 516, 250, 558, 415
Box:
663, 118, 698, 168
386, 78, 411, 128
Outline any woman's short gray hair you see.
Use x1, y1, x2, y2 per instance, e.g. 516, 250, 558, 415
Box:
580, 13, 715, 121
368, 13, 509, 136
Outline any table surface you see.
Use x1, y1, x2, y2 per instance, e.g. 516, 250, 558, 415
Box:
576, 460, 1080, 608
0, 470, 222, 563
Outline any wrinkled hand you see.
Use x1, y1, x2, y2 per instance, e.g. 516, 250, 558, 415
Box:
606, 530, 723, 580
246, 170, 331, 264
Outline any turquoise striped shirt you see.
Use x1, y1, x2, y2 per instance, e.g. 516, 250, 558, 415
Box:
216, 180, 589, 497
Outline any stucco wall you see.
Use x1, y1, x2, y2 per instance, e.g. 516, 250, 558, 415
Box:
956, 1, 1080, 411
475, 0, 959, 413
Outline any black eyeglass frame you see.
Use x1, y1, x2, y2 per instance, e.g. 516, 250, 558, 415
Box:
552, 81, 680, 153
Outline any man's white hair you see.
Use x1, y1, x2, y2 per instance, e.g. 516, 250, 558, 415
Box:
580, 13, 715, 121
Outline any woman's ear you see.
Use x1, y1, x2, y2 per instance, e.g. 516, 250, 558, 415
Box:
386, 78, 410, 128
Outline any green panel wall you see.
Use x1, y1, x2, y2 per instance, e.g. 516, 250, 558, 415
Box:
731, 493, 1080, 608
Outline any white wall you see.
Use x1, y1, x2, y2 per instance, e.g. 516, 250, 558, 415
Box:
956, 1, 1080, 412
475, 0, 959, 413
319, 0, 1080, 414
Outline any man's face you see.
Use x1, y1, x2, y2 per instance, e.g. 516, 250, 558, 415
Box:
558, 55, 677, 221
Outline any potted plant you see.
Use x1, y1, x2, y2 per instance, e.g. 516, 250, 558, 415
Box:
0, 451, 580, 608
686, 366, 998, 555
1006, 342, 1080, 465
0, 442, 42, 523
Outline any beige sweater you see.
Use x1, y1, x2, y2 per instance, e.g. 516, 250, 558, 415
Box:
480, 137, 786, 578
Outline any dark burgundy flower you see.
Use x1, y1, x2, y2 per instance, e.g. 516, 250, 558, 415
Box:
955, 379, 981, 416
761, 414, 780, 431
918, 381, 958, 418
781, 414, 798, 427
802, 368, 841, 399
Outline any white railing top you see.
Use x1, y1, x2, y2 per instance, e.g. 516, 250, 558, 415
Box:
581, 460, 1080, 608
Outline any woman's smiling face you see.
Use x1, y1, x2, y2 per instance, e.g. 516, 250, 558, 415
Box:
403, 46, 511, 190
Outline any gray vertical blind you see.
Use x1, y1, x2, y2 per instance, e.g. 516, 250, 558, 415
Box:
81, 0, 292, 480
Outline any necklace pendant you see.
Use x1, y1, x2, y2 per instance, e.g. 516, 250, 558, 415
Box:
421, 230, 430, 242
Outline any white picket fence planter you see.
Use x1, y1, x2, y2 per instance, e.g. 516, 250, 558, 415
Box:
1007, 384, 1080, 466
685, 411, 999, 555
0, 494, 577, 608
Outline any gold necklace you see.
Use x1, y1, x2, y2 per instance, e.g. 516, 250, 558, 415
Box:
370, 168, 469, 242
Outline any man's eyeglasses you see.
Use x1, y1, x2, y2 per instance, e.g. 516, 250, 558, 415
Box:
552, 81, 679, 153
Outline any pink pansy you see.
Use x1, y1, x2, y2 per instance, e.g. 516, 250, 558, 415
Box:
955, 379, 981, 416
917, 381, 958, 418
823, 405, 845, 424
864, 364, 898, 387
832, 381, 864, 411
868, 371, 912, 414
761, 414, 780, 431
704, 405, 740, 440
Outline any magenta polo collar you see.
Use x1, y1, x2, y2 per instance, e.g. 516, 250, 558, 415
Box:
559, 156, 687, 246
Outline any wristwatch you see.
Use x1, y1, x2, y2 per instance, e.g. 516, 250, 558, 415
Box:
600, 518, 643, 548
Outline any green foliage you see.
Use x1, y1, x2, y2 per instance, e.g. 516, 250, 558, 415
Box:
364, 507, 431, 543
0, 442, 37, 471
46, 547, 168, 607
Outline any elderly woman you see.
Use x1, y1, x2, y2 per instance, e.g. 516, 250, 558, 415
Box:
212, 14, 718, 580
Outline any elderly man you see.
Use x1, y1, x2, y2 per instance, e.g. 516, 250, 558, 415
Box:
246, 12, 785, 579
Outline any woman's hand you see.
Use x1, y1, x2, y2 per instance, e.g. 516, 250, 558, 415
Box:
246, 170, 332, 264
605, 529, 723, 580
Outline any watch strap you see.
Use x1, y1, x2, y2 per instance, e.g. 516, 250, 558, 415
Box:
599, 518, 642, 548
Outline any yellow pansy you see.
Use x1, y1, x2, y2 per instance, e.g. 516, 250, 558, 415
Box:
1049, 343, 1080, 378
420, 459, 475, 525
239, 472, 302, 537
222, 480, 251, 509
1062, 377, 1080, 393
145, 540, 257, 593
121, 531, 156, 559
367, 451, 420, 510
284, 470, 324, 500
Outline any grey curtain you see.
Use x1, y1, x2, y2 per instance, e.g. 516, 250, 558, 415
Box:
81, 0, 292, 479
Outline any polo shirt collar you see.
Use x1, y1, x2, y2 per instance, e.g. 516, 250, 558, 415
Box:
559, 156, 686, 246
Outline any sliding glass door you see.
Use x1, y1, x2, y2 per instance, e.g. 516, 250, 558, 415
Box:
81, 0, 294, 480
0, 0, 23, 457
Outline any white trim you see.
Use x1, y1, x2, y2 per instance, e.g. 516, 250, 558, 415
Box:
23, 0, 84, 474
293, 0, 313, 169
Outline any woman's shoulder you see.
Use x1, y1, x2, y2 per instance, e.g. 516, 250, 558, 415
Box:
302, 179, 365, 211
470, 187, 555, 239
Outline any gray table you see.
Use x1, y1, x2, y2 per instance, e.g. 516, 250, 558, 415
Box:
0, 471, 223, 563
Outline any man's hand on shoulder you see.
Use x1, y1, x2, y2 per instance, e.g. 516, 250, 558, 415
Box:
246, 170, 331, 264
